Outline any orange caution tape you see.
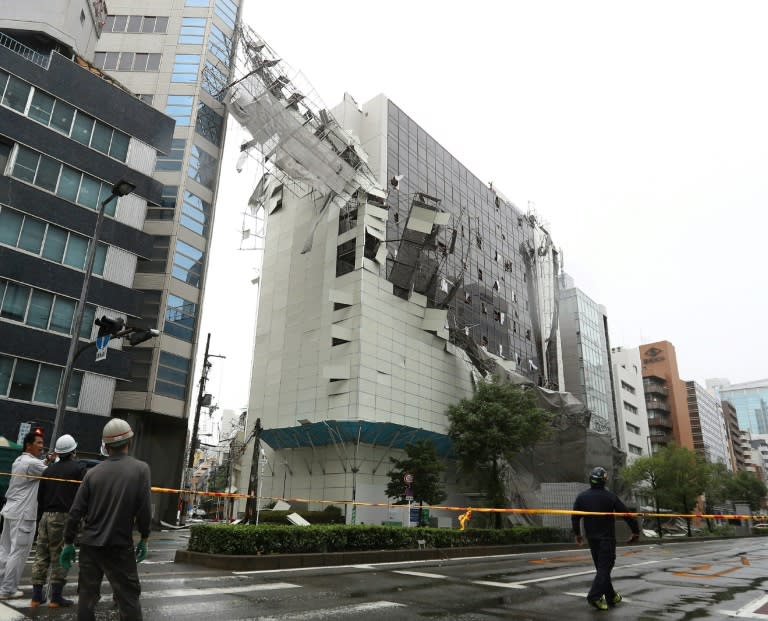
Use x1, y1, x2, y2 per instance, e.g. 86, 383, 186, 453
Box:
1, 470, 763, 521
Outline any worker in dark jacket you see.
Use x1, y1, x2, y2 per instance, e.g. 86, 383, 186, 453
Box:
572, 466, 639, 611
30, 434, 85, 608
60, 418, 151, 621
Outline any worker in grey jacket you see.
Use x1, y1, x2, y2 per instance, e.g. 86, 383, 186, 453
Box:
0, 431, 50, 600
61, 419, 151, 621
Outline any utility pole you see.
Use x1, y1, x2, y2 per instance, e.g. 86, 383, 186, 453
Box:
180, 333, 224, 523
245, 417, 263, 523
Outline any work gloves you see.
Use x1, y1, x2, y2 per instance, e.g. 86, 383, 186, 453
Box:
135, 539, 148, 563
60, 544, 76, 570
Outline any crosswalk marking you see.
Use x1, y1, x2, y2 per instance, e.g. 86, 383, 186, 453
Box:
0, 603, 24, 621
392, 570, 448, 579
258, 601, 406, 620
472, 580, 526, 589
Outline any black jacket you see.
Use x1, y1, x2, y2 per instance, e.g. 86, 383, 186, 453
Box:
38, 457, 86, 513
572, 486, 639, 540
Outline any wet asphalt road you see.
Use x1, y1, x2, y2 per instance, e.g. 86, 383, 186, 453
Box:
2, 531, 768, 620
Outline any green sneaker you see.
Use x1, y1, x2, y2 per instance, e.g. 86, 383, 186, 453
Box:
611, 593, 622, 606
589, 596, 609, 611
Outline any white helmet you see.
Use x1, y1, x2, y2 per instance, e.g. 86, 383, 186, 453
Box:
102, 418, 134, 447
55, 434, 77, 454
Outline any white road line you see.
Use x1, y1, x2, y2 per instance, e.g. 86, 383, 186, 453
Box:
0, 603, 24, 621
512, 558, 664, 586
472, 580, 526, 589
719, 593, 768, 619
392, 570, 449, 579
161, 582, 300, 597
258, 601, 406, 620
563, 591, 635, 603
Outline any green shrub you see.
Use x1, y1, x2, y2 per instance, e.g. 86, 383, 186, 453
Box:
187, 523, 566, 555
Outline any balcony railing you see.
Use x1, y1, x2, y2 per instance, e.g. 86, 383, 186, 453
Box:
0, 31, 51, 69
643, 380, 669, 396
646, 398, 670, 413
648, 414, 673, 430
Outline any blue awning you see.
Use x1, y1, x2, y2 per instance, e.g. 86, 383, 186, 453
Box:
261, 420, 454, 458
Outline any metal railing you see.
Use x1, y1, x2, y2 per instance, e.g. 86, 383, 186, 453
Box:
0, 31, 51, 69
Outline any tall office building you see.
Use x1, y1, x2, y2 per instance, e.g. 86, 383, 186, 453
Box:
93, 0, 241, 520
558, 274, 616, 440
609, 346, 650, 462
0, 6, 173, 457
721, 400, 746, 471
709, 378, 768, 436
226, 35, 564, 519
685, 380, 730, 467
640, 340, 694, 453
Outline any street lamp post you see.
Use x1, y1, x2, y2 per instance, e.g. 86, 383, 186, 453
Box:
51, 180, 136, 447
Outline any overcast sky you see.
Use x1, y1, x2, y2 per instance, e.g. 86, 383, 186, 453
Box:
195, 0, 767, 416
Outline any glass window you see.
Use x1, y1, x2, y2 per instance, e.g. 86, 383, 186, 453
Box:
113, 15, 127, 31
188, 143, 217, 189
186, 0, 209, 5
77, 175, 101, 209
180, 17, 206, 44
0, 208, 23, 246
42, 226, 67, 262
34, 155, 60, 192
103, 52, 119, 71
27, 289, 53, 329
9, 359, 37, 401
172, 240, 204, 287
155, 138, 185, 171
91, 121, 113, 154
208, 25, 232, 65
34, 365, 61, 404
165, 95, 194, 126
155, 351, 190, 400
63, 234, 88, 270
155, 16, 169, 32
50, 100, 75, 134
67, 371, 83, 408
202, 61, 227, 101
180, 191, 211, 237
0, 71, 7, 96
148, 185, 177, 220
141, 16, 156, 33
109, 131, 129, 161
146, 54, 161, 71
1, 282, 30, 321
71, 112, 94, 145
18, 217, 45, 254
28, 90, 55, 125
80, 304, 96, 339
133, 53, 149, 71
57, 166, 81, 202
93, 243, 108, 276
214, 0, 237, 28
118, 52, 133, 71
137, 235, 169, 273
50, 297, 75, 333
2, 75, 31, 112
0, 355, 12, 396
195, 102, 224, 146
127, 15, 142, 32
164, 294, 197, 342
12, 146, 39, 182
172, 54, 200, 83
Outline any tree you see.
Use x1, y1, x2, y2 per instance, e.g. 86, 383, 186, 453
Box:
386, 439, 446, 526
726, 470, 767, 511
621, 445, 710, 537
447, 379, 551, 528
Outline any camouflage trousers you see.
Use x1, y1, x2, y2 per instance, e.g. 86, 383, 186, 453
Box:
31, 511, 70, 585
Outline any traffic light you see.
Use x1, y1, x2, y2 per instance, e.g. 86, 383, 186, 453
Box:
95, 315, 125, 337
127, 328, 160, 346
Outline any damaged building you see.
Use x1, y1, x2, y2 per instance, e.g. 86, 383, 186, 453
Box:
228, 28, 619, 525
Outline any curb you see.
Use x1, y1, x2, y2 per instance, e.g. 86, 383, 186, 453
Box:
174, 542, 580, 571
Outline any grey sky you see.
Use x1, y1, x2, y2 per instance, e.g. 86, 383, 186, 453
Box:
197, 1, 767, 414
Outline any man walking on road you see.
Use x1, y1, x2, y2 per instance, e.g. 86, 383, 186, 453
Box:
61, 418, 151, 621
572, 466, 640, 611
31, 434, 86, 608
0, 431, 50, 600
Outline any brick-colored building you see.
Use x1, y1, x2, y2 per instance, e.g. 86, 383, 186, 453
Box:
640, 341, 694, 452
